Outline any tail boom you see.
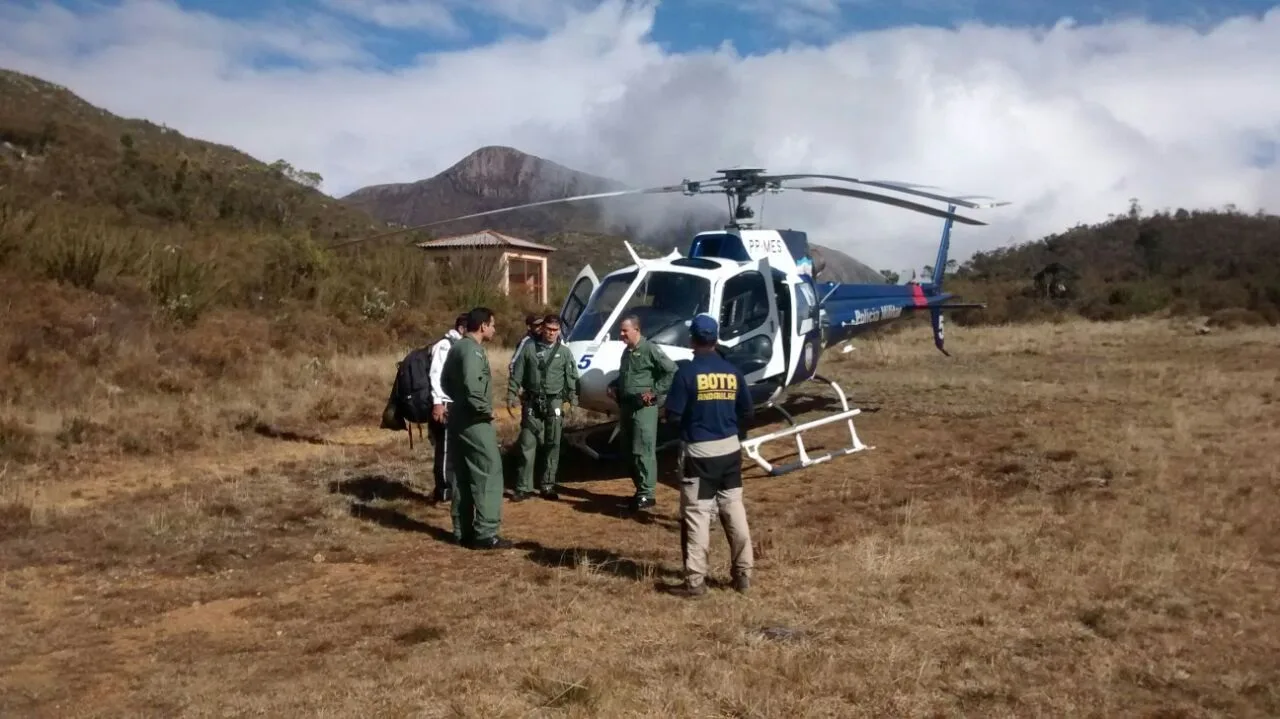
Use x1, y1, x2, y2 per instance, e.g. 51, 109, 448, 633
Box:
816, 280, 984, 353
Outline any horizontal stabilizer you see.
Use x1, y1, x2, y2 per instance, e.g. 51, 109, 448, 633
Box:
902, 302, 987, 311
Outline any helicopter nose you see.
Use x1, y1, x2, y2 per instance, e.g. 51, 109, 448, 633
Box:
566, 342, 620, 406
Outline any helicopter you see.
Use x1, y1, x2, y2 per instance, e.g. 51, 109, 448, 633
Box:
344, 166, 1009, 476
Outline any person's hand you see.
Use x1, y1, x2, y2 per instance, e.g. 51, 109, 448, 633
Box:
641, 391, 655, 406
432, 404, 446, 423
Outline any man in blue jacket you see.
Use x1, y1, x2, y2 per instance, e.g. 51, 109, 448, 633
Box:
662, 313, 755, 597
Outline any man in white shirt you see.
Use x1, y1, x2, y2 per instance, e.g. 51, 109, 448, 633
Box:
428, 314, 467, 502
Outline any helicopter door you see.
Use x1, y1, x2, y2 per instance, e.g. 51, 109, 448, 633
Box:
715, 262, 784, 384
559, 265, 598, 337
786, 278, 822, 385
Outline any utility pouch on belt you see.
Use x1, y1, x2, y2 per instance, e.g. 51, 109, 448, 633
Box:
524, 391, 556, 416
624, 389, 653, 409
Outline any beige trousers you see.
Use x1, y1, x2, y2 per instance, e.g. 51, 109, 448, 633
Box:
680, 478, 753, 587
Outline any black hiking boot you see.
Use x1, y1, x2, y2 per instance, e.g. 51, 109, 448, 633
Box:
468, 536, 514, 551
629, 496, 655, 512
510, 491, 534, 502
539, 488, 559, 501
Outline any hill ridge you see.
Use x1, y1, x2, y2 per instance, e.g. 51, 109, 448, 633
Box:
341, 145, 890, 285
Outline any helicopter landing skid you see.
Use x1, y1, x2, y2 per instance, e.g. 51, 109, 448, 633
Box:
740, 375, 873, 477
563, 419, 616, 461
563, 419, 680, 462
564, 375, 870, 477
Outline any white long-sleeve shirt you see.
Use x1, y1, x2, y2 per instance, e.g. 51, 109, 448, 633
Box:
429, 329, 462, 406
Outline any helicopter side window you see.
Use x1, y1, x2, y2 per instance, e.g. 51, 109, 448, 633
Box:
794, 280, 813, 324
690, 233, 750, 262
604, 270, 711, 349
719, 270, 771, 341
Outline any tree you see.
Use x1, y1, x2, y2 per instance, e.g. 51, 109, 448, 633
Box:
268, 158, 323, 190
296, 171, 322, 190
879, 269, 900, 284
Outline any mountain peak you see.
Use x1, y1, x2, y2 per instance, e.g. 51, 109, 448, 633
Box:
462, 144, 527, 158
446, 145, 533, 174
433, 144, 622, 201
339, 144, 886, 284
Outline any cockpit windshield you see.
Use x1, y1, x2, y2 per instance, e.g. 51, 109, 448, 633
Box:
565, 269, 712, 348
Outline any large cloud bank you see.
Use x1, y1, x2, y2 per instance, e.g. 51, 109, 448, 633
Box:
2, 0, 1278, 272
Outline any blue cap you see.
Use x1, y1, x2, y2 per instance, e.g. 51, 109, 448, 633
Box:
690, 313, 718, 342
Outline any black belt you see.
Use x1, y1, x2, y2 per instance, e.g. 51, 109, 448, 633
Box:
523, 393, 563, 413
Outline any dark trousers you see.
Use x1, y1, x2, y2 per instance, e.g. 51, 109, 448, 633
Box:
428, 414, 454, 500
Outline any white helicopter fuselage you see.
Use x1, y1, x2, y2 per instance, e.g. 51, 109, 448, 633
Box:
555, 229, 825, 417
563, 338, 692, 415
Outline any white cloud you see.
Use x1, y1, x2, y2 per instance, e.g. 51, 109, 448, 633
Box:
1, 0, 1278, 274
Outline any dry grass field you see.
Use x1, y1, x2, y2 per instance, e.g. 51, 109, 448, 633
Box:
1, 318, 1277, 718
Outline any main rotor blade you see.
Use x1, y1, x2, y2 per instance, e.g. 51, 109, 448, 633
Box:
794, 185, 989, 225
327, 182, 705, 249
768, 173, 1007, 209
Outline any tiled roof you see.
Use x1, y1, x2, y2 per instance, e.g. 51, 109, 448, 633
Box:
415, 230, 555, 253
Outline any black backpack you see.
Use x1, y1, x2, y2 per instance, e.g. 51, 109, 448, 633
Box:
380, 337, 453, 432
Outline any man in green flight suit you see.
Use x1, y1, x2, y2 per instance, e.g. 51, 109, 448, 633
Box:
507, 314, 580, 502
608, 313, 679, 511
441, 306, 512, 550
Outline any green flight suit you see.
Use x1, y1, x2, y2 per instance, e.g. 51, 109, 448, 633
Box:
440, 335, 504, 544
611, 337, 678, 500
508, 338, 580, 494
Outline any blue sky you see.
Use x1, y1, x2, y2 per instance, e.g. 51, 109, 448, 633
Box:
69, 0, 1280, 62
1, 0, 1278, 270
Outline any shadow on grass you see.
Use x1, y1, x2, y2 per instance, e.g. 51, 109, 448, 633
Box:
328, 474, 435, 505
552, 485, 681, 531
344, 503, 458, 544
517, 541, 683, 584
327, 474, 456, 544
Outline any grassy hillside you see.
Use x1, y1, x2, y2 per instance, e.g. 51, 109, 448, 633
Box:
0, 68, 553, 467
0, 67, 572, 329
945, 201, 1280, 327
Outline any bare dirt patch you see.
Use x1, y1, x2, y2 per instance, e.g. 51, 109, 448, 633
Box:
2, 319, 1277, 717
